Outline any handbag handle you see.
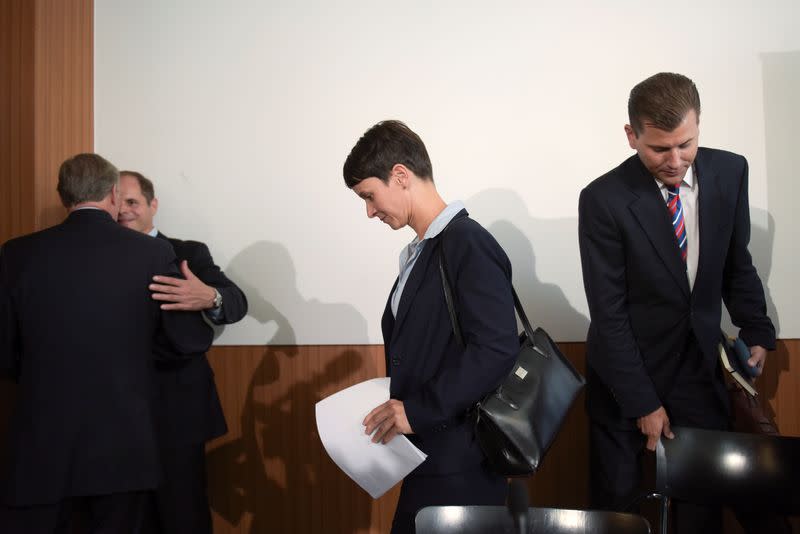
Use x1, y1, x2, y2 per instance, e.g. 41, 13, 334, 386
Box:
438, 218, 537, 346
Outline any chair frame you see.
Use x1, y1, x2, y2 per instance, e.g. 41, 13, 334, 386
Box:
415, 504, 651, 534
644, 426, 800, 534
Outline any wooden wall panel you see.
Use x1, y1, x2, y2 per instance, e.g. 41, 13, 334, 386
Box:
0, 0, 36, 243
32, 0, 93, 229
759, 339, 800, 436
0, 0, 91, 240
207, 340, 800, 533
205, 345, 394, 534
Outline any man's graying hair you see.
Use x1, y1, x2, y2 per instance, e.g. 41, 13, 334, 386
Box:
57, 153, 119, 208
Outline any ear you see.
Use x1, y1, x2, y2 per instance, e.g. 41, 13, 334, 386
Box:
391, 164, 410, 188
150, 197, 159, 215
624, 124, 637, 149
109, 183, 119, 206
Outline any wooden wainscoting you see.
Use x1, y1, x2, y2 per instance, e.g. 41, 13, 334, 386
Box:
205, 345, 394, 534
206, 340, 800, 533
31, 0, 93, 230
0, 0, 37, 243
0, 0, 91, 240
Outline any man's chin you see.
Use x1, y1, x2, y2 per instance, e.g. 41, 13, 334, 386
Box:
657, 171, 686, 186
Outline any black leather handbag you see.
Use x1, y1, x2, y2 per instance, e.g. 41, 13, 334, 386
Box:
438, 233, 586, 477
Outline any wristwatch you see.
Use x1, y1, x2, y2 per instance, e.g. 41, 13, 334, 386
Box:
212, 288, 223, 309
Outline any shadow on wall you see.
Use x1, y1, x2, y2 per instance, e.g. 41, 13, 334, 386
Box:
466, 188, 589, 341
759, 50, 799, 425
206, 241, 375, 533
746, 208, 780, 334
734, 209, 787, 420
761, 49, 799, 339
722, 208, 789, 419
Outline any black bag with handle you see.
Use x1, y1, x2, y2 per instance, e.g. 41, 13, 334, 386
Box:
438, 228, 586, 477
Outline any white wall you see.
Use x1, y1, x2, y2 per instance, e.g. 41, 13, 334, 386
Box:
95, 0, 800, 344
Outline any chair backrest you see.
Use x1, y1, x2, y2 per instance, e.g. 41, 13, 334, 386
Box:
655, 426, 800, 514
415, 505, 650, 534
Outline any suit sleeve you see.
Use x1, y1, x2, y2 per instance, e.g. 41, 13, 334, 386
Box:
155, 245, 215, 356
0, 245, 20, 379
578, 187, 662, 418
402, 224, 519, 434
721, 158, 776, 350
185, 242, 248, 325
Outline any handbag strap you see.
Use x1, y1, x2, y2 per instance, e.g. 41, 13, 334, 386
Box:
438, 218, 537, 346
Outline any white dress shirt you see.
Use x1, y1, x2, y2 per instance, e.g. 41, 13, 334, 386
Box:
655, 165, 699, 291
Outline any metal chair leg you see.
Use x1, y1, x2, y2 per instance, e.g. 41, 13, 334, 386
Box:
659, 495, 670, 534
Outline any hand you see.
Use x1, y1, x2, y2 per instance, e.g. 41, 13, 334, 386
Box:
363, 399, 412, 444
150, 260, 216, 311
746, 345, 767, 378
637, 406, 674, 451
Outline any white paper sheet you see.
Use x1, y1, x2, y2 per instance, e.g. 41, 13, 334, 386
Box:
315, 377, 427, 499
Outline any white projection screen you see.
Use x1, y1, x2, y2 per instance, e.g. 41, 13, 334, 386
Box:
95, 1, 800, 345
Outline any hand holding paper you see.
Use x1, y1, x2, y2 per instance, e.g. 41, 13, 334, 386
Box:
363, 398, 412, 444
315, 378, 426, 499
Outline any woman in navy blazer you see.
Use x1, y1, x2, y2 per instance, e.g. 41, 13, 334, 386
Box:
343, 121, 519, 533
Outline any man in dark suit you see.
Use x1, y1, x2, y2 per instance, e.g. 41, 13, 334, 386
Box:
345, 120, 519, 533
117, 171, 247, 534
578, 73, 775, 532
0, 153, 213, 533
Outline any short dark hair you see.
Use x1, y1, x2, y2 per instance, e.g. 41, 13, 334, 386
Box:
628, 72, 701, 135
342, 120, 433, 188
120, 170, 156, 205
57, 153, 119, 208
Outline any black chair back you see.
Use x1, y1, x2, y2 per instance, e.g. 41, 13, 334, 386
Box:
656, 426, 800, 514
415, 505, 651, 534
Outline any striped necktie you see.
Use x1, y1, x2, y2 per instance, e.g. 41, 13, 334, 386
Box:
666, 184, 687, 262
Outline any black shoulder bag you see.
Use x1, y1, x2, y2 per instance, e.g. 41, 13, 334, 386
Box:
438, 227, 586, 477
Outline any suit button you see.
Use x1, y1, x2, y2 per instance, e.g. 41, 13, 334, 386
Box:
392, 356, 401, 366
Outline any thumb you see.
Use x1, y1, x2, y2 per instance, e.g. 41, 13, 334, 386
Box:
747, 354, 762, 370
180, 260, 196, 280
663, 418, 674, 439
747, 348, 758, 366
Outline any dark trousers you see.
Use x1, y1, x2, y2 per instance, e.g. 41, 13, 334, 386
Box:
391, 463, 507, 534
590, 338, 730, 533
0, 490, 149, 534
143, 442, 211, 534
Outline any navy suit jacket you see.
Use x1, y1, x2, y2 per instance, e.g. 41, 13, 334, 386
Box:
578, 148, 775, 427
0, 210, 213, 506
381, 210, 518, 476
153, 232, 248, 446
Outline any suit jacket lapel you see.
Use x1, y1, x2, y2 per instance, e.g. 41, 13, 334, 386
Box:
694, 150, 721, 287
381, 278, 398, 342
625, 158, 691, 298
391, 240, 436, 343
